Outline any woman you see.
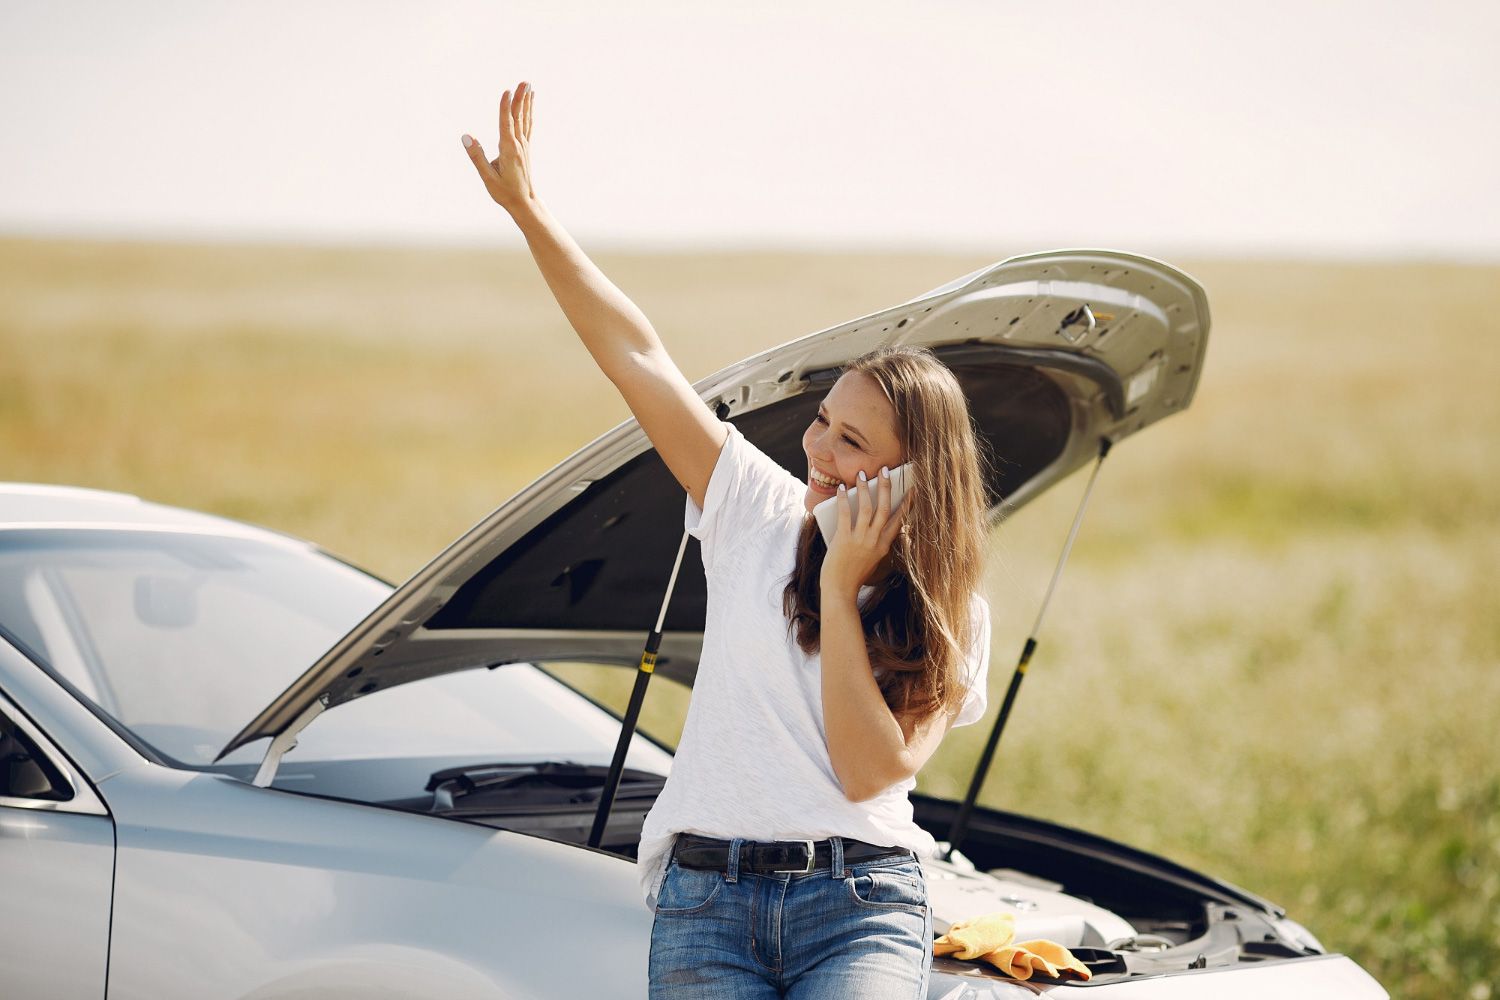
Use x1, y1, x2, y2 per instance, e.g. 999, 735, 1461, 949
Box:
462, 81, 992, 1000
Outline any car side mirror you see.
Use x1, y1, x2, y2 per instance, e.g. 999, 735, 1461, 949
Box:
0, 713, 71, 801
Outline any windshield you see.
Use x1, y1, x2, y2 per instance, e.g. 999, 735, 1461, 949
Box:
0, 526, 677, 779
0, 528, 389, 764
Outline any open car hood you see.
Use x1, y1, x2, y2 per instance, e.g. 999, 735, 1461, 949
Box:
220, 249, 1209, 761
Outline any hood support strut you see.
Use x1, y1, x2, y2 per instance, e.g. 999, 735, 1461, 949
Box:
942, 437, 1112, 860
588, 529, 692, 849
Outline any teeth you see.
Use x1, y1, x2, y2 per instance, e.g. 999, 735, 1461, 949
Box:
810, 469, 839, 488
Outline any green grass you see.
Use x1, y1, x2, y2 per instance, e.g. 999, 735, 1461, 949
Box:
3, 237, 1496, 998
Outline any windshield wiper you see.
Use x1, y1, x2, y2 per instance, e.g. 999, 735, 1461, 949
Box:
427, 761, 666, 814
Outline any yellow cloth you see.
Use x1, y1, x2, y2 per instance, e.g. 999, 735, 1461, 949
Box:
932, 913, 1092, 982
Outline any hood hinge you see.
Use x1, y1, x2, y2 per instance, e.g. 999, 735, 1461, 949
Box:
252, 695, 328, 788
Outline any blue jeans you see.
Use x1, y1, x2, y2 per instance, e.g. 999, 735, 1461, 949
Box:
648, 836, 932, 999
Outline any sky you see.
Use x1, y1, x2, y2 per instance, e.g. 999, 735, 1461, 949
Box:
2, 0, 1497, 259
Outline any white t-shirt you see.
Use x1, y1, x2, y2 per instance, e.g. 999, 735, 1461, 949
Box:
635, 421, 991, 911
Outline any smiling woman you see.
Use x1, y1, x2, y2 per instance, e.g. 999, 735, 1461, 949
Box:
785, 348, 993, 737
462, 80, 994, 999
802, 375, 906, 512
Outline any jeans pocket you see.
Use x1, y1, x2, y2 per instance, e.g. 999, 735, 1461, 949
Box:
653, 860, 724, 915
846, 861, 928, 913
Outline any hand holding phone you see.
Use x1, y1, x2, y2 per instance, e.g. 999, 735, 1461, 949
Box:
814, 464, 912, 546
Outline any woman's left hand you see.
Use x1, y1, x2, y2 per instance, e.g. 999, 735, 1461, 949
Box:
462, 81, 537, 215
820, 466, 906, 601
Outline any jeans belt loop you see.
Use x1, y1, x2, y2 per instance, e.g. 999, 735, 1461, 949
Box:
830, 835, 846, 880
726, 837, 742, 883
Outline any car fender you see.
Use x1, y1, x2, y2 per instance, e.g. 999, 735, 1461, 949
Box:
237, 947, 501, 1000
102, 765, 651, 1000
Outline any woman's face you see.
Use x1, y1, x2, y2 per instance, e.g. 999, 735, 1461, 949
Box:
801, 371, 906, 514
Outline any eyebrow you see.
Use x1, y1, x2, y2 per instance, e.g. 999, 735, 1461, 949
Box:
818, 404, 870, 446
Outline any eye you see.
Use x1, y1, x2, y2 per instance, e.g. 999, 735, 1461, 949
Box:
814, 412, 862, 450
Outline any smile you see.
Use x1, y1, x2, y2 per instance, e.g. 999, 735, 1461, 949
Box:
808, 467, 840, 491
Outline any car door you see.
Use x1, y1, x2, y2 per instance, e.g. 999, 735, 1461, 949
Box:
0, 686, 114, 1000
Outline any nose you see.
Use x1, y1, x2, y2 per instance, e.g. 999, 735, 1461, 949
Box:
807, 426, 834, 465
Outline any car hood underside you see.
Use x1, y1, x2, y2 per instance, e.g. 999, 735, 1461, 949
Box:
220, 249, 1210, 761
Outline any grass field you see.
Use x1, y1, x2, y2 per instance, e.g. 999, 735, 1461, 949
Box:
2, 236, 1495, 997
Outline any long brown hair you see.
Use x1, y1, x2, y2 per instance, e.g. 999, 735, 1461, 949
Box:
781, 346, 991, 724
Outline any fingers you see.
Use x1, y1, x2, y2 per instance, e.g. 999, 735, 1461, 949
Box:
835, 483, 854, 531
865, 466, 903, 545
836, 468, 897, 538
510, 81, 529, 137
461, 134, 497, 181
462, 84, 534, 207
497, 82, 534, 147
878, 498, 905, 548
855, 469, 882, 528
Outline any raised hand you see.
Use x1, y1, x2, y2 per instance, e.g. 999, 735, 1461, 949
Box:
461, 81, 536, 213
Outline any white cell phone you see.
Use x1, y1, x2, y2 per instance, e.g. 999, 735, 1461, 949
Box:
813, 464, 913, 546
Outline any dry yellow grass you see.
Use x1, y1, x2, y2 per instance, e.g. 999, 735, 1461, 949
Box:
2, 236, 1495, 998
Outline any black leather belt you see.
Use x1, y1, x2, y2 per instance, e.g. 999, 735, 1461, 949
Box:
672, 834, 914, 874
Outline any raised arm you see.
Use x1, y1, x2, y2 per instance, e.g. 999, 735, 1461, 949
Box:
462, 81, 727, 508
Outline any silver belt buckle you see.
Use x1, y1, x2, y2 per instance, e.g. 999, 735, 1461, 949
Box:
772, 838, 817, 874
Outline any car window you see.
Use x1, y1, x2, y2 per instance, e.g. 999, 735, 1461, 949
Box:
0, 529, 389, 765
0, 708, 71, 802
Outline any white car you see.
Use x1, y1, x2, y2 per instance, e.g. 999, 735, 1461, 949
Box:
0, 250, 1388, 998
